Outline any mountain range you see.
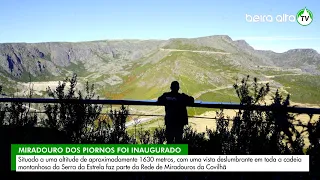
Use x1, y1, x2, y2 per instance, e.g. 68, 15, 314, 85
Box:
0, 35, 320, 109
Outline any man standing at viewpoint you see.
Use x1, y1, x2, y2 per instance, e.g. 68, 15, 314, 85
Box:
157, 81, 194, 144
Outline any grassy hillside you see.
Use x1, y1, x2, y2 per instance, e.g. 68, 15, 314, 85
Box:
273, 75, 320, 104
98, 51, 254, 101
163, 39, 226, 52
1, 35, 319, 109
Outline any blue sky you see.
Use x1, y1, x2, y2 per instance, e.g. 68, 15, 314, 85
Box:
0, 0, 319, 52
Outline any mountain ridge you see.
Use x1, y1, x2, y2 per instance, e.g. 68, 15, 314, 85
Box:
0, 35, 319, 106
1, 35, 319, 77
1, 34, 318, 54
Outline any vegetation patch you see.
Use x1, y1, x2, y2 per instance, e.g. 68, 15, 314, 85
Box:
163, 40, 225, 52
274, 75, 320, 104
65, 62, 92, 77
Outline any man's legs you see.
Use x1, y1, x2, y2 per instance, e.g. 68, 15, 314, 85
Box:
174, 125, 184, 143
166, 124, 184, 144
165, 125, 174, 144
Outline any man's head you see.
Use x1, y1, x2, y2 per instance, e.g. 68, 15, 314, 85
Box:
170, 81, 180, 93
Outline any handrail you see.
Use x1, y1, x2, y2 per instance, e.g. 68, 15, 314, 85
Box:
0, 98, 320, 114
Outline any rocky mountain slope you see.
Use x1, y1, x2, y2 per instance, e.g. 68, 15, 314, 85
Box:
0, 35, 319, 106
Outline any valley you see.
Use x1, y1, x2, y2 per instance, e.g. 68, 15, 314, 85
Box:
0, 35, 319, 133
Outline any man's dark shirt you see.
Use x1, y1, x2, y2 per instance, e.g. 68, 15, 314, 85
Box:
157, 92, 194, 127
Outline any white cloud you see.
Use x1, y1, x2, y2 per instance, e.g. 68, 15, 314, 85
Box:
235, 36, 320, 41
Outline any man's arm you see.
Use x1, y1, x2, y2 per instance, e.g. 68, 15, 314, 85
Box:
190, 95, 195, 102
182, 93, 194, 105
188, 95, 195, 105
157, 93, 166, 104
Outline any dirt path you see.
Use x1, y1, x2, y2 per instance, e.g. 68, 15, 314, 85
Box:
159, 48, 231, 55
125, 117, 158, 127
265, 74, 302, 78
193, 80, 270, 99
193, 85, 234, 99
